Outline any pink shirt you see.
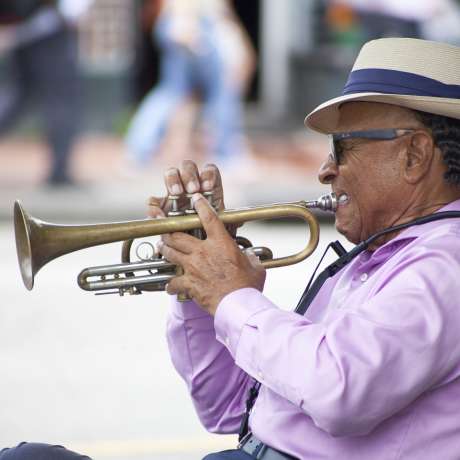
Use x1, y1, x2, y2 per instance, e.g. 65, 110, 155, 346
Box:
166, 199, 460, 459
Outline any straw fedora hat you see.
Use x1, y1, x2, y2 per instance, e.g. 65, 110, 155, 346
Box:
305, 38, 460, 133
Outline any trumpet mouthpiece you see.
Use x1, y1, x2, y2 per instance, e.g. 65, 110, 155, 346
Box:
304, 193, 337, 212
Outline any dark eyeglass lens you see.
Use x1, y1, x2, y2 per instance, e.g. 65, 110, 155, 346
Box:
333, 139, 343, 164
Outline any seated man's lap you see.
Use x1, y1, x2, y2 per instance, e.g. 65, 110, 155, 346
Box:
0, 443, 91, 459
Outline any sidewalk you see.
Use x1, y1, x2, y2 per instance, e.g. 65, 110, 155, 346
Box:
1, 130, 330, 223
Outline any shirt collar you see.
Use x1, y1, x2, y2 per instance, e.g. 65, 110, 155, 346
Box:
365, 198, 460, 260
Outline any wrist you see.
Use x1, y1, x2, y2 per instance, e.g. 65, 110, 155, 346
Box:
211, 283, 262, 316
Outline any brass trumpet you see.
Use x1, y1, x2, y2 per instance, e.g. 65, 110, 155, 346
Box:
14, 193, 337, 296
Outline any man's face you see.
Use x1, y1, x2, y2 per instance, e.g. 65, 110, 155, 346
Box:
318, 102, 423, 244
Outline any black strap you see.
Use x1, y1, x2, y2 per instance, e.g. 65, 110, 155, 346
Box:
238, 381, 262, 442
295, 241, 347, 315
237, 210, 460, 441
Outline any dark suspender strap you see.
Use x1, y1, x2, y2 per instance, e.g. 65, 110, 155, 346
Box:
295, 241, 347, 315
238, 381, 261, 442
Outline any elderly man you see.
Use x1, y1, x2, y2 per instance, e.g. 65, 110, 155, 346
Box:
150, 38, 460, 459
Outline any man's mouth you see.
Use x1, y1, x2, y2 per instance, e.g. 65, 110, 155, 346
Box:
337, 193, 349, 206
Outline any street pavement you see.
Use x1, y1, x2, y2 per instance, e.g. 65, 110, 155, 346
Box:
0, 130, 348, 459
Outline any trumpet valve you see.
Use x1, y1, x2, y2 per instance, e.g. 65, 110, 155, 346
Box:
167, 195, 184, 217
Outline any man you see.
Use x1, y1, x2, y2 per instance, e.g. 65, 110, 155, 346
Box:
149, 38, 460, 459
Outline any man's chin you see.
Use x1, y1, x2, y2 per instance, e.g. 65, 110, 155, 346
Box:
335, 222, 360, 245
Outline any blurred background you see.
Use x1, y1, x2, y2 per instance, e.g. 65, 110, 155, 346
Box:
1, 0, 459, 458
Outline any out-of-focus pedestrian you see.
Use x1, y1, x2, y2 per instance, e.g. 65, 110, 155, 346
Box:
124, 0, 256, 172
0, 0, 93, 187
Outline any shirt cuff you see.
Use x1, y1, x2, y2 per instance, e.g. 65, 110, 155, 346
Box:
170, 296, 210, 320
214, 287, 275, 357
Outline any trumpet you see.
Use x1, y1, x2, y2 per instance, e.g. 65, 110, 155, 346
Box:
14, 193, 337, 296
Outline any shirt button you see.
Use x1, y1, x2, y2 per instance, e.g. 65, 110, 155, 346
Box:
258, 370, 264, 380
360, 273, 368, 282
225, 336, 231, 347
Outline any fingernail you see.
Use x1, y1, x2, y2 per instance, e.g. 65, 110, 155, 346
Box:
202, 180, 212, 190
187, 181, 199, 193
191, 193, 203, 204
171, 184, 182, 195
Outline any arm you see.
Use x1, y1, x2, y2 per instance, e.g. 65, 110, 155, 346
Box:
148, 160, 258, 432
214, 234, 460, 436
166, 297, 254, 433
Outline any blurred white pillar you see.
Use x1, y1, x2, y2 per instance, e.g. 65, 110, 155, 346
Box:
260, 0, 291, 119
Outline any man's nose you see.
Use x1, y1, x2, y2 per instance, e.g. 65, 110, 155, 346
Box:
318, 154, 338, 184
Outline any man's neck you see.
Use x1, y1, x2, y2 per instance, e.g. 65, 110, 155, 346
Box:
367, 189, 460, 251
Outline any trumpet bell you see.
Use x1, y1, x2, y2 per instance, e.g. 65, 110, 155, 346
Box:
14, 201, 34, 290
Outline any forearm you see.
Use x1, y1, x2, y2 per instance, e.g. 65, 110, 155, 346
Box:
166, 297, 253, 433
215, 280, 460, 436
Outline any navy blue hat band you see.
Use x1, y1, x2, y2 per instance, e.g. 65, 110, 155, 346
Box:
343, 68, 460, 99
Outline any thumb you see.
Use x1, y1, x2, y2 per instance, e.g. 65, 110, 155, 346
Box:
192, 193, 226, 239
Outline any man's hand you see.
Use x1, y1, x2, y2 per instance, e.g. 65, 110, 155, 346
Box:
158, 193, 266, 315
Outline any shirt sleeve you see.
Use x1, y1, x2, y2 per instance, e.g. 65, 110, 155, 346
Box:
214, 235, 460, 436
166, 296, 255, 433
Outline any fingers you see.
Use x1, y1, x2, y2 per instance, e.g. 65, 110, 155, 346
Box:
163, 160, 202, 197
164, 167, 185, 196
180, 160, 202, 194
146, 196, 167, 218
165, 276, 190, 297
157, 240, 184, 265
200, 163, 225, 211
165, 280, 180, 296
164, 161, 222, 196
199, 163, 222, 192
148, 161, 224, 218
161, 232, 197, 254
192, 193, 227, 239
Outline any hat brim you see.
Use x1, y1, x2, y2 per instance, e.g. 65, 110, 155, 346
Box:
304, 92, 460, 134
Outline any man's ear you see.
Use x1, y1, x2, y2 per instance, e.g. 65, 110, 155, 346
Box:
403, 131, 435, 184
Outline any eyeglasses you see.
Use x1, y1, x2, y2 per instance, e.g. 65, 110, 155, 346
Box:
330, 128, 416, 165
